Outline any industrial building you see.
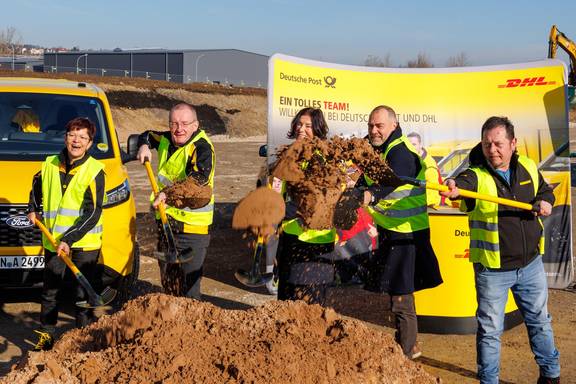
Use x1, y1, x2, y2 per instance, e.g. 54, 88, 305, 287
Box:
43, 49, 268, 87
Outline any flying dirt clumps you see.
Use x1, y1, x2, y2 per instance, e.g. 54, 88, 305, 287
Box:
2, 294, 439, 384
232, 187, 286, 237
271, 136, 399, 230
162, 177, 212, 209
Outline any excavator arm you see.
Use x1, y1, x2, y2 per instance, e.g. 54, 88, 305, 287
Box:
548, 25, 576, 86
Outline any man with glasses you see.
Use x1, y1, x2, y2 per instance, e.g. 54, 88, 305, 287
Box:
136, 103, 215, 299
27, 117, 105, 351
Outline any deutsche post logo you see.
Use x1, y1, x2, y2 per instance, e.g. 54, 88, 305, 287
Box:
497, 76, 556, 88
324, 76, 336, 88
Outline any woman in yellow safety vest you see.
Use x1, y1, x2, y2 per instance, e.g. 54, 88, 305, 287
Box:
27, 117, 105, 351
272, 107, 337, 306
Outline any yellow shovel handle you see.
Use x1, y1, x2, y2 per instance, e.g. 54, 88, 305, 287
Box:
426, 182, 534, 211
34, 219, 82, 275
144, 160, 170, 224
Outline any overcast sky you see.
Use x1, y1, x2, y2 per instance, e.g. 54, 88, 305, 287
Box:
2, 0, 575, 67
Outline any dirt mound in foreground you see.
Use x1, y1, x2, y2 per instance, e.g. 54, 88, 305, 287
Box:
4, 294, 438, 384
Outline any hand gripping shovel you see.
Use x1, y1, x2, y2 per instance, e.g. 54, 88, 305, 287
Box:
34, 219, 116, 309
399, 176, 538, 211
234, 234, 274, 287
144, 160, 192, 263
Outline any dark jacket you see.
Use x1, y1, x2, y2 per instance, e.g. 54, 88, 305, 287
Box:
453, 143, 555, 269
359, 126, 442, 294
28, 150, 105, 247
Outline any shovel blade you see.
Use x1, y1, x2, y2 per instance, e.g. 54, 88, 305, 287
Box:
76, 286, 117, 309
234, 269, 274, 288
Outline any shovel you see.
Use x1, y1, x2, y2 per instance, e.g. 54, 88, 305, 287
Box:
34, 218, 116, 309
399, 176, 537, 211
235, 234, 274, 287
143, 160, 191, 263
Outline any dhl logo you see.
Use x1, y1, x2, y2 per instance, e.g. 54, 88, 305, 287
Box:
498, 77, 556, 88
454, 249, 470, 259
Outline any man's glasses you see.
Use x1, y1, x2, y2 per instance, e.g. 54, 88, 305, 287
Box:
169, 121, 196, 129
66, 132, 91, 141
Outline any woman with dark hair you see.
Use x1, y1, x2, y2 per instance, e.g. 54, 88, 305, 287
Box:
274, 107, 336, 306
286, 107, 329, 140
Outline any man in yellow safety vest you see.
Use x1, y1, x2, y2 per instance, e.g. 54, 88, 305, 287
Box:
137, 103, 215, 300
355, 105, 442, 360
442, 116, 560, 384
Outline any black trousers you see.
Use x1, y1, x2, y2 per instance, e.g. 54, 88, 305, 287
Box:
276, 233, 335, 306
40, 248, 100, 332
157, 231, 210, 300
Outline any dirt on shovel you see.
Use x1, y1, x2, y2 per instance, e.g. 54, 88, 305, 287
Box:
162, 177, 213, 209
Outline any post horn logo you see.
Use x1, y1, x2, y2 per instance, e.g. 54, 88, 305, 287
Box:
324, 76, 336, 88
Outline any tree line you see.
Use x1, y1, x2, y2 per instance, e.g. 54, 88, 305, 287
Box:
364, 52, 469, 68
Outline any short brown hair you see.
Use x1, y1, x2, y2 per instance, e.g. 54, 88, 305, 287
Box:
65, 117, 96, 140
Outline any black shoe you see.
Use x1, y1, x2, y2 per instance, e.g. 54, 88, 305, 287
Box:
537, 376, 560, 384
32, 330, 54, 351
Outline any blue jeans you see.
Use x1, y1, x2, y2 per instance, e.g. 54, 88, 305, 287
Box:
474, 256, 560, 384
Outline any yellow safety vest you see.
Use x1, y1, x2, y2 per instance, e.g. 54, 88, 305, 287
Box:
281, 152, 337, 244
422, 154, 441, 206
365, 136, 429, 233
462, 156, 544, 268
41, 155, 105, 251
153, 132, 215, 232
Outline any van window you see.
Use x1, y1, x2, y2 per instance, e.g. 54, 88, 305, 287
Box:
0, 93, 112, 161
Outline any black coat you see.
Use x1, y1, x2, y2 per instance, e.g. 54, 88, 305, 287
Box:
361, 126, 443, 294
453, 143, 554, 269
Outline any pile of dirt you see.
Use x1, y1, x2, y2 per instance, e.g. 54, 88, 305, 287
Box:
162, 177, 213, 209
271, 136, 398, 230
2, 294, 438, 384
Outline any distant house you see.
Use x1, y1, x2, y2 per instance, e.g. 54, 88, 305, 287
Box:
43, 49, 269, 87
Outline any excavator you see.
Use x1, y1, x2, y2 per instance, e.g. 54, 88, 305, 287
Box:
548, 25, 576, 100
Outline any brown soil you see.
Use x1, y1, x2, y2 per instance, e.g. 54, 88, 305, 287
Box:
2, 294, 438, 384
271, 136, 397, 230
232, 187, 286, 238
162, 177, 213, 209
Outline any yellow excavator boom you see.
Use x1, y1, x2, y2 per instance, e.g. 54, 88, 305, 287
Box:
548, 25, 576, 86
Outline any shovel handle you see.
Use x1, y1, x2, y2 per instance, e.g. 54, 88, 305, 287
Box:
144, 160, 170, 224
400, 176, 534, 211
33, 218, 103, 303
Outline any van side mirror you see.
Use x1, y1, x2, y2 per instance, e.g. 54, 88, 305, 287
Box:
125, 134, 140, 163
259, 144, 267, 158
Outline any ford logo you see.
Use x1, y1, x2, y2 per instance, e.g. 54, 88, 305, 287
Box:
5, 215, 33, 229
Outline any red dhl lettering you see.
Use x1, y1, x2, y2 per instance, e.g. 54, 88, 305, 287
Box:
454, 249, 470, 259
498, 76, 556, 88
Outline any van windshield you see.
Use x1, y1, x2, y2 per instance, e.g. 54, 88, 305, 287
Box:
0, 92, 113, 161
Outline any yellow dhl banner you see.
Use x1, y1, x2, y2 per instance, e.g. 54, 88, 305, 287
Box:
267, 54, 573, 290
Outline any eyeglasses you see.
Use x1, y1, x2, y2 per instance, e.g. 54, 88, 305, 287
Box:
66, 132, 91, 141
169, 121, 196, 129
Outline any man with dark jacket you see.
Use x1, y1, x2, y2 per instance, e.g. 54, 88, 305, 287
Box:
443, 116, 560, 384
356, 105, 443, 359
137, 103, 214, 300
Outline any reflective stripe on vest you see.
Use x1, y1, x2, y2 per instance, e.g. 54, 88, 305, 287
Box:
153, 132, 215, 226
464, 155, 544, 268
364, 136, 429, 233
280, 152, 337, 244
41, 155, 105, 251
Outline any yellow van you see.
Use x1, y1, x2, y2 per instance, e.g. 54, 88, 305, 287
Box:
0, 77, 138, 300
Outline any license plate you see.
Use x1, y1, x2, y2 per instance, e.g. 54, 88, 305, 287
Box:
0, 256, 45, 269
